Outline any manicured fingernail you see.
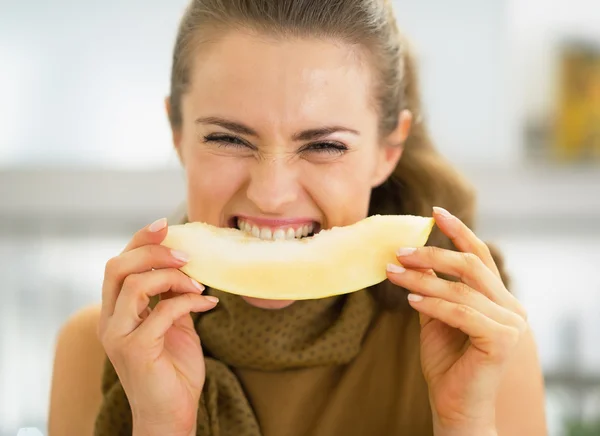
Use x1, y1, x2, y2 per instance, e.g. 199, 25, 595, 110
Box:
171, 250, 189, 263
190, 278, 205, 293
397, 247, 417, 256
205, 296, 219, 303
149, 217, 168, 232
408, 294, 424, 302
433, 206, 453, 219
387, 263, 406, 274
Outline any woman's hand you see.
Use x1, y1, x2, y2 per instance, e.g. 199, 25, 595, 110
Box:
97, 218, 219, 436
386, 207, 528, 436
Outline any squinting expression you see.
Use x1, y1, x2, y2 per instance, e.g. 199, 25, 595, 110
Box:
169, 31, 404, 309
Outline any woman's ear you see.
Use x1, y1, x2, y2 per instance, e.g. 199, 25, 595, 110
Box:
371, 110, 412, 187
164, 96, 184, 162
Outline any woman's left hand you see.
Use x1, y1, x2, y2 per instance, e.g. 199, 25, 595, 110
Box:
386, 207, 528, 436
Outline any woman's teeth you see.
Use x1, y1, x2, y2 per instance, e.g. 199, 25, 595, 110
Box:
237, 219, 314, 241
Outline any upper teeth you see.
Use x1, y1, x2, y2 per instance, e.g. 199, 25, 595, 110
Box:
238, 219, 314, 241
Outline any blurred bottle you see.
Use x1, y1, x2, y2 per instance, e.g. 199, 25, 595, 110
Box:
554, 40, 600, 164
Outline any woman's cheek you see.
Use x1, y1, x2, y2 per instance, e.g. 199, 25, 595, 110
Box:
186, 153, 250, 222
301, 160, 373, 225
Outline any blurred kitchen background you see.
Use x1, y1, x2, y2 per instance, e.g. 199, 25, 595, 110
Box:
1, 0, 599, 435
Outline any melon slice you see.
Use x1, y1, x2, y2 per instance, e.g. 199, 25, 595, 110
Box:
161, 214, 434, 300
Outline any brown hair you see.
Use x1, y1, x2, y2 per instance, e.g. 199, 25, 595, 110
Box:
168, 0, 510, 309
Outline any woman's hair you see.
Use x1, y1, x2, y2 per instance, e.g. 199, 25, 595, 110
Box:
168, 0, 510, 309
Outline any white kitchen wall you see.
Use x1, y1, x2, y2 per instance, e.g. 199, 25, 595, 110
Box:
393, 0, 515, 165
0, 0, 514, 169
0, 0, 189, 168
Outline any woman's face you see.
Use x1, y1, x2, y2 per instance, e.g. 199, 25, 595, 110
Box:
168, 31, 409, 309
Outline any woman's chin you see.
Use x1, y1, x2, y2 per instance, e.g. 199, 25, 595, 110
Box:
241, 296, 296, 310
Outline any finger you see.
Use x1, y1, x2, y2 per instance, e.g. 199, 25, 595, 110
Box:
122, 217, 169, 253
135, 293, 219, 344
407, 295, 525, 363
412, 267, 436, 276
100, 244, 190, 333
99, 217, 170, 333
395, 246, 526, 318
432, 207, 500, 277
396, 246, 503, 301
158, 290, 198, 330
112, 269, 205, 336
387, 266, 435, 327
387, 266, 524, 327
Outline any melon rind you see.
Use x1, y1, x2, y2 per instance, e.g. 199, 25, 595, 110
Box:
160, 214, 435, 300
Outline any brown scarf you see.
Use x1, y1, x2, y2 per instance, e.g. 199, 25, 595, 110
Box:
94, 212, 377, 435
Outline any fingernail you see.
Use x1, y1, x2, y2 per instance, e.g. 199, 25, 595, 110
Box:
190, 278, 205, 293
387, 263, 406, 274
149, 217, 167, 232
396, 247, 417, 256
205, 296, 219, 304
171, 250, 190, 263
408, 294, 424, 302
433, 206, 453, 219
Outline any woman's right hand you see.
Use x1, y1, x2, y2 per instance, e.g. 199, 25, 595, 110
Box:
97, 218, 219, 436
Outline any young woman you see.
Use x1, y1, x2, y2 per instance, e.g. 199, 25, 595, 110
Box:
49, 1, 547, 435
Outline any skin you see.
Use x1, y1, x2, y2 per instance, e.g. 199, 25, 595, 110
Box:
91, 31, 547, 436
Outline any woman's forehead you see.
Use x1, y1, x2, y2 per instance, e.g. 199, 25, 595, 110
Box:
183, 31, 378, 131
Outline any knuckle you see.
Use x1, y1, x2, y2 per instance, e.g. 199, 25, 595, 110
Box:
414, 270, 430, 287
515, 303, 529, 322
512, 312, 529, 334
447, 303, 475, 331
460, 253, 482, 279
499, 326, 521, 352
104, 256, 121, 278
449, 280, 471, 298
463, 252, 482, 269
122, 273, 144, 294
453, 303, 473, 320
149, 293, 197, 323
181, 292, 196, 305
426, 246, 443, 260
154, 299, 175, 317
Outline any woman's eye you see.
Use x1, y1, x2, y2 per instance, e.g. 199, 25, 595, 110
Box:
202, 135, 347, 157
303, 142, 348, 155
203, 134, 251, 149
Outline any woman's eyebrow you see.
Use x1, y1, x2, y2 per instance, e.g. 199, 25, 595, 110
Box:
195, 116, 360, 140
195, 117, 258, 136
293, 126, 360, 141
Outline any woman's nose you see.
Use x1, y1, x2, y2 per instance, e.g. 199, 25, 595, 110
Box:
246, 158, 299, 214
